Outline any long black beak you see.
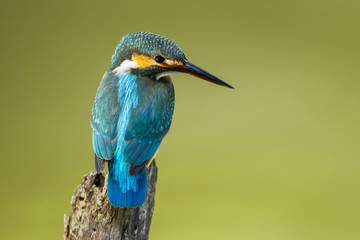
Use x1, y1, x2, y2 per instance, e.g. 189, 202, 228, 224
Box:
176, 60, 234, 89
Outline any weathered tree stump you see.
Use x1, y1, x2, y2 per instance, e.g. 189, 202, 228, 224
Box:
64, 161, 157, 240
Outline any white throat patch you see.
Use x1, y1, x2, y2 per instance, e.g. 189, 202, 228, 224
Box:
112, 60, 138, 76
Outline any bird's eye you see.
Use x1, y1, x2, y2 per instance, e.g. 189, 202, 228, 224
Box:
154, 55, 165, 63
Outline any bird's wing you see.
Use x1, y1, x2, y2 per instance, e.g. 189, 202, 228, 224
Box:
91, 70, 121, 170
122, 79, 175, 175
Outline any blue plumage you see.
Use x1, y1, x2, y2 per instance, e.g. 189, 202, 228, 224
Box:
92, 49, 175, 207
91, 32, 233, 208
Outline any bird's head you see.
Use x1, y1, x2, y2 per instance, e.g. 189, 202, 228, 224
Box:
111, 32, 234, 89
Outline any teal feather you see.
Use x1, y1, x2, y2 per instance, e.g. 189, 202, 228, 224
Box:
92, 32, 181, 207
92, 70, 175, 207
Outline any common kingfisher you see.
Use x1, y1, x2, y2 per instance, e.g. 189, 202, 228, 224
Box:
91, 32, 234, 207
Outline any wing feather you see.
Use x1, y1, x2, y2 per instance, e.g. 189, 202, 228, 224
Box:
91, 70, 121, 165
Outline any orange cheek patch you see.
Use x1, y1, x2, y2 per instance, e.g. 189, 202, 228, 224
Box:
132, 54, 157, 68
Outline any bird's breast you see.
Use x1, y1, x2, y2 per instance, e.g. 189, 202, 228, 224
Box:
120, 75, 175, 142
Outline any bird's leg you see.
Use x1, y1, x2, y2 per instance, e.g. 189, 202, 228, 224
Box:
146, 147, 159, 168
146, 158, 155, 168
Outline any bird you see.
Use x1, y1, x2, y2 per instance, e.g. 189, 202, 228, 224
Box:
91, 32, 234, 207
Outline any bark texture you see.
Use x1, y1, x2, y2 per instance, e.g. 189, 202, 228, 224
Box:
64, 161, 157, 240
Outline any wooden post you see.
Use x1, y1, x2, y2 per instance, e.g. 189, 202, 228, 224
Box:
64, 161, 158, 240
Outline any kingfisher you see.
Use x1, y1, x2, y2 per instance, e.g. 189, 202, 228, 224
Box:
91, 32, 234, 207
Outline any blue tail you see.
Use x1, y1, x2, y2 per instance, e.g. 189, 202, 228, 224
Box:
107, 159, 147, 207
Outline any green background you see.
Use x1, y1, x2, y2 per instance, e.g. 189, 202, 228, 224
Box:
1, 0, 359, 239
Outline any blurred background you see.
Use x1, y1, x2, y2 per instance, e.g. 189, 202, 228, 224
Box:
1, 0, 359, 239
